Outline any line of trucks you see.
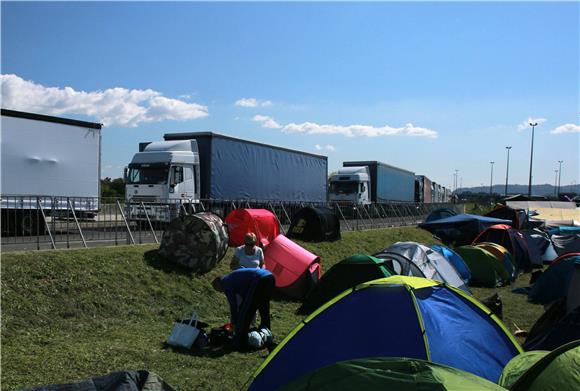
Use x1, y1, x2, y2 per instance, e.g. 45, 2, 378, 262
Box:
1, 109, 453, 229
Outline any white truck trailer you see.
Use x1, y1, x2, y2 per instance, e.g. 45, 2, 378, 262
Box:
1, 109, 102, 234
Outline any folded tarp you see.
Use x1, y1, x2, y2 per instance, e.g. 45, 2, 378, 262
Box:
551, 234, 580, 256
418, 214, 511, 246
264, 235, 321, 299
23, 370, 176, 391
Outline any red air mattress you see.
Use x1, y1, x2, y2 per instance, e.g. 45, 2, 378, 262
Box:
264, 235, 321, 299
225, 208, 280, 247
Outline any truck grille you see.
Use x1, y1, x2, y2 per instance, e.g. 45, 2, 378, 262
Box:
129, 195, 161, 203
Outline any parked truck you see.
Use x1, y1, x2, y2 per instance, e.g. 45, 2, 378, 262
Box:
328, 161, 415, 204
125, 132, 328, 222
1, 109, 102, 234
415, 175, 433, 203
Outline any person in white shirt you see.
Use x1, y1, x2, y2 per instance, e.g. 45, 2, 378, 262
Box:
230, 232, 265, 269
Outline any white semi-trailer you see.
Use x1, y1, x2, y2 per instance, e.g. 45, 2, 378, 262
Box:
1, 109, 102, 234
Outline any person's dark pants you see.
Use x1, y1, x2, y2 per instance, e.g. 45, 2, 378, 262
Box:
234, 275, 275, 349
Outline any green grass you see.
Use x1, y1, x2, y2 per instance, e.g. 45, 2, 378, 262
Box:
1, 227, 543, 390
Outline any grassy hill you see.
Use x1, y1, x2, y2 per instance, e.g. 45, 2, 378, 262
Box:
1, 227, 543, 390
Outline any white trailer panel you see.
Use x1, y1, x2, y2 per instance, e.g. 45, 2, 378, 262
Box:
1, 110, 102, 200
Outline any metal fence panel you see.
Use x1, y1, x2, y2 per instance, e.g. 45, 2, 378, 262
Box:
0, 195, 464, 252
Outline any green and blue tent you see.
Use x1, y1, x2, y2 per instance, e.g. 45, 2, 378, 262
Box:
246, 276, 522, 390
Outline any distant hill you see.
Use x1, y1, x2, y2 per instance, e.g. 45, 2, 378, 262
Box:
458, 184, 580, 197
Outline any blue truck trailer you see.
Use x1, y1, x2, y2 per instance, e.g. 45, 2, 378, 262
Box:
161, 132, 328, 202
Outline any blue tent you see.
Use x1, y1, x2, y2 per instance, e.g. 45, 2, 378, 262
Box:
430, 244, 471, 284
247, 276, 522, 390
418, 214, 512, 246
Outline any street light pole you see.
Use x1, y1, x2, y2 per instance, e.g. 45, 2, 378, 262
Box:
554, 170, 559, 197
489, 161, 495, 197
505, 146, 512, 196
528, 122, 538, 197
557, 160, 563, 198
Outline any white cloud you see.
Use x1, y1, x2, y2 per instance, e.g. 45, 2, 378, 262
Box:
253, 114, 437, 138
517, 117, 547, 132
282, 121, 438, 138
235, 98, 273, 107
253, 114, 282, 129
325, 145, 335, 152
0, 74, 208, 127
551, 123, 580, 134
315, 144, 322, 150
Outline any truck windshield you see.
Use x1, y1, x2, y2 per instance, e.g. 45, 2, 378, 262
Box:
127, 167, 169, 184
330, 181, 359, 194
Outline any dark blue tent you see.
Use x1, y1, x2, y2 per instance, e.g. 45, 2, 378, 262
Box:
425, 208, 457, 223
246, 276, 521, 391
528, 254, 580, 305
523, 300, 580, 351
418, 214, 512, 246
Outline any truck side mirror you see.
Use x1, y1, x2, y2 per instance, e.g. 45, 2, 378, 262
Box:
123, 167, 128, 182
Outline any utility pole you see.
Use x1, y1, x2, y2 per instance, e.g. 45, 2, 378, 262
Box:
557, 160, 563, 198
505, 146, 512, 196
489, 161, 495, 197
528, 122, 538, 197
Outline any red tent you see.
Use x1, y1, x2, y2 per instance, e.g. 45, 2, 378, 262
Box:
264, 235, 321, 299
225, 208, 280, 247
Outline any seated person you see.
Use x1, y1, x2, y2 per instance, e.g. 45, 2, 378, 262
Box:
212, 268, 275, 349
230, 232, 265, 269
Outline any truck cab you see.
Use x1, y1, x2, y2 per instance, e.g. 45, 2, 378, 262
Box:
328, 166, 370, 205
125, 140, 200, 222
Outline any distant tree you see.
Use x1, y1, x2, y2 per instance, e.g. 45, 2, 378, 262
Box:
101, 177, 125, 198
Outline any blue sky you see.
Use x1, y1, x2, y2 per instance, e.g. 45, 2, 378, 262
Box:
2, 1, 578, 189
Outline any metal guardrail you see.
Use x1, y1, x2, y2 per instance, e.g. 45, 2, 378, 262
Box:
0, 195, 464, 252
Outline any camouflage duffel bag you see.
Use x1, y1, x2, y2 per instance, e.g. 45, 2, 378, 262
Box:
159, 212, 229, 273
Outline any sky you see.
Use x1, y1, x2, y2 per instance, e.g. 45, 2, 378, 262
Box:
1, 1, 579, 190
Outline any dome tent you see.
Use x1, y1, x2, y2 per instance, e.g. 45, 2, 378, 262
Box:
474, 242, 517, 281
158, 212, 229, 273
472, 224, 537, 270
297, 254, 393, 315
528, 253, 580, 305
224, 208, 280, 247
498, 350, 548, 389
455, 245, 511, 288
374, 242, 469, 292
523, 300, 580, 351
425, 207, 457, 222
287, 206, 340, 242
500, 340, 580, 391
485, 204, 529, 230
430, 244, 471, 284
278, 357, 507, 391
264, 235, 321, 299
418, 214, 511, 246
246, 276, 522, 391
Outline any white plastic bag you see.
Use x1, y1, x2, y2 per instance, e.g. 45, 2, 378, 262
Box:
166, 312, 200, 349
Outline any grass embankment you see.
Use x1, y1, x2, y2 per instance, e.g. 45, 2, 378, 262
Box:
1, 227, 543, 390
